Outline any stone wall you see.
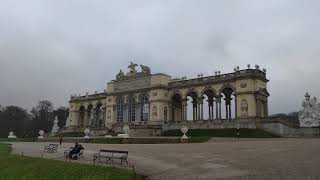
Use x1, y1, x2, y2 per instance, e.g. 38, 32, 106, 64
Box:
260, 123, 319, 137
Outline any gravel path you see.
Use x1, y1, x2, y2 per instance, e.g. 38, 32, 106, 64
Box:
10, 138, 320, 180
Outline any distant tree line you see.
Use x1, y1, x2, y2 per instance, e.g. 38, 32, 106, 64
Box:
271, 111, 300, 123
0, 101, 68, 138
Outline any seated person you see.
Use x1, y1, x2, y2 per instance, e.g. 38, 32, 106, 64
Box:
68, 143, 84, 159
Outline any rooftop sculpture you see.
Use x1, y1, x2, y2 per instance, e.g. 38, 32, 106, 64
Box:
116, 62, 151, 81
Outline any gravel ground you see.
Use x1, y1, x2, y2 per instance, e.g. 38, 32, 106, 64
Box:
10, 138, 320, 180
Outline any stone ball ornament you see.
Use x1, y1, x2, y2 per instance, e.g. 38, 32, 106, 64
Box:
247, 64, 251, 69
255, 64, 260, 69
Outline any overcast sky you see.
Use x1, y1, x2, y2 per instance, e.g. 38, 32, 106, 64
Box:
0, 0, 319, 114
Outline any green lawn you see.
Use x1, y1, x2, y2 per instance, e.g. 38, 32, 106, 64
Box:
0, 144, 140, 180
162, 128, 280, 138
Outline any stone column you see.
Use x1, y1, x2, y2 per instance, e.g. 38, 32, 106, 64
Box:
219, 99, 222, 119
228, 102, 232, 120
208, 102, 212, 120
193, 103, 197, 120
84, 110, 88, 127
265, 101, 269, 117
216, 99, 219, 119
168, 103, 172, 122
198, 97, 203, 120
182, 99, 188, 121
225, 102, 228, 120
211, 100, 215, 120
234, 95, 238, 119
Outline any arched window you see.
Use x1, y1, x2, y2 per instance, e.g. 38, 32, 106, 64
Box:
140, 95, 149, 121
116, 97, 124, 122
128, 96, 136, 122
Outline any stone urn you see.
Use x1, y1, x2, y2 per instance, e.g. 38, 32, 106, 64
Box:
38, 130, 45, 139
84, 128, 90, 138
181, 126, 189, 139
8, 131, 17, 138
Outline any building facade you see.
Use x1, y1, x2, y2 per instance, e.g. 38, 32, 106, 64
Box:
65, 63, 269, 134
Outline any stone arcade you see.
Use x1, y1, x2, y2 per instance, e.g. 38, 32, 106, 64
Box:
65, 63, 269, 136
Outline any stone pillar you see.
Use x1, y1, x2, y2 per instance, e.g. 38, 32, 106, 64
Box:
215, 99, 219, 119
234, 95, 237, 119
168, 103, 173, 122
256, 100, 260, 117
182, 99, 188, 121
211, 101, 215, 120
225, 102, 228, 120
229, 102, 232, 120
198, 97, 203, 120
193, 103, 197, 120
219, 101, 222, 119
265, 101, 269, 117
84, 110, 88, 127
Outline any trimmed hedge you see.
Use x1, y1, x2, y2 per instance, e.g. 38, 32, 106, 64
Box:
52, 132, 85, 137
162, 128, 279, 138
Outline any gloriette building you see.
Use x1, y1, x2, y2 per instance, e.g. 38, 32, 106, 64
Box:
65, 63, 269, 136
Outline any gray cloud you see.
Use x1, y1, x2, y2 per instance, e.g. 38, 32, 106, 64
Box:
0, 0, 319, 114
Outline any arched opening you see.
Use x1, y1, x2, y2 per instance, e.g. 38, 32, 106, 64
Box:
95, 103, 103, 127
221, 87, 236, 120
78, 106, 85, 128
87, 104, 93, 127
186, 91, 198, 121
139, 95, 149, 122
127, 96, 136, 122
171, 94, 182, 121
203, 89, 216, 120
116, 96, 124, 123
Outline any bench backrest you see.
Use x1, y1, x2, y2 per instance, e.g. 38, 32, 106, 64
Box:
99, 149, 128, 157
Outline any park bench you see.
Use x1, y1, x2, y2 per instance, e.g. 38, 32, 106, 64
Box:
93, 149, 128, 165
43, 144, 58, 153
64, 147, 84, 160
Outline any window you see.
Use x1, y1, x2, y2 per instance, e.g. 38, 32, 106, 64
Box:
128, 96, 136, 122
139, 95, 149, 121
116, 97, 124, 122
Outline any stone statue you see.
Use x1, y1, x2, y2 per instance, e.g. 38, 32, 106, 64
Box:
128, 61, 138, 75
299, 92, 320, 127
240, 99, 248, 116
116, 70, 125, 80
51, 116, 60, 133
140, 64, 151, 74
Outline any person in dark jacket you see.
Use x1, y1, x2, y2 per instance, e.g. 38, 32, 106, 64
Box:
68, 143, 83, 159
